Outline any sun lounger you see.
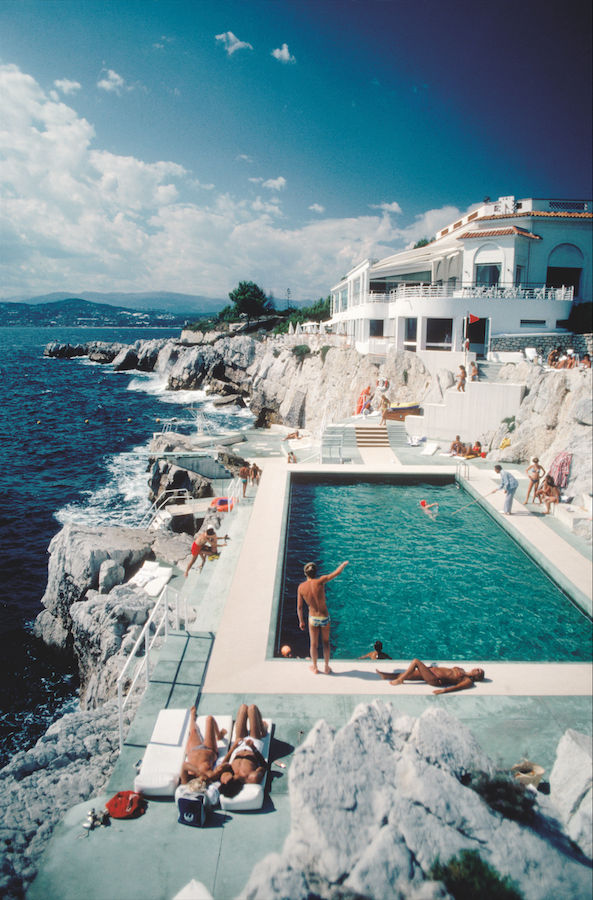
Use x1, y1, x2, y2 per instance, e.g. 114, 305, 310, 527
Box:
421, 442, 439, 456
134, 710, 232, 797
219, 719, 273, 812
129, 560, 173, 597
134, 708, 191, 797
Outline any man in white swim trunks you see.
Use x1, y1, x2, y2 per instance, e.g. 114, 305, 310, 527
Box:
215, 703, 268, 799
297, 559, 349, 674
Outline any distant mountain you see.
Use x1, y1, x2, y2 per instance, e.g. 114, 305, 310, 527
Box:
1, 290, 226, 313
0, 297, 207, 328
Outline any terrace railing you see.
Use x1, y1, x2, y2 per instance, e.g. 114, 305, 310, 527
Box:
116, 582, 183, 751
365, 283, 574, 303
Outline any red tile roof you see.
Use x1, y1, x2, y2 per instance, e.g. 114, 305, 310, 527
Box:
459, 226, 541, 240
479, 211, 592, 220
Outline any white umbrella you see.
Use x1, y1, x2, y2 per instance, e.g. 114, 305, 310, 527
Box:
288, 321, 294, 335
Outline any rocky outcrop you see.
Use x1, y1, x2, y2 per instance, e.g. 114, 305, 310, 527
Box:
32, 525, 194, 708
0, 696, 138, 900
486, 365, 592, 504
241, 703, 592, 900
35, 524, 154, 641
549, 729, 593, 859
44, 341, 125, 362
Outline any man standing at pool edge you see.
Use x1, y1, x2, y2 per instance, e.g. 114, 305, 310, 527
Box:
297, 560, 349, 674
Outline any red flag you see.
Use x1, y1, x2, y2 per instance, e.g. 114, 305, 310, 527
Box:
468, 314, 480, 324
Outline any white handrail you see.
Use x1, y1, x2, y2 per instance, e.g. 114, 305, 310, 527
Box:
140, 488, 192, 528
116, 583, 180, 751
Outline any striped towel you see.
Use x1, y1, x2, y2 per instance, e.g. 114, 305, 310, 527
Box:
548, 452, 572, 489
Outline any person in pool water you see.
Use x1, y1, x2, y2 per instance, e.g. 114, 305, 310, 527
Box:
420, 499, 439, 520
297, 559, 349, 674
376, 659, 485, 694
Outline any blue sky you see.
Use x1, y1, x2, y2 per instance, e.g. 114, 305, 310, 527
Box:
1, 0, 591, 304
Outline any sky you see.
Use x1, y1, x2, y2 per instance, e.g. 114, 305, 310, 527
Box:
1, 0, 591, 305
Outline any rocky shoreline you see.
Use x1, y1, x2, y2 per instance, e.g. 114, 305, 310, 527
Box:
1, 334, 590, 898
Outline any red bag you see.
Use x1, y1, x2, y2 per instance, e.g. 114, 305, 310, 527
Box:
105, 790, 147, 819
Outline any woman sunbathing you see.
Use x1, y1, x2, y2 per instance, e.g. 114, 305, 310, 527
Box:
376, 658, 485, 694
180, 708, 227, 784
216, 703, 268, 798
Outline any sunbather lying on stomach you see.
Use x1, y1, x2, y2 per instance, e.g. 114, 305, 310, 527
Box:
180, 707, 227, 784
215, 703, 268, 798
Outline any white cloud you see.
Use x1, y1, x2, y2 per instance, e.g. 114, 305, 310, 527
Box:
236, 153, 253, 163
0, 63, 463, 302
370, 201, 403, 214
309, 203, 325, 214
248, 175, 285, 190
215, 32, 253, 55
97, 69, 127, 94
261, 176, 286, 191
54, 79, 81, 95
271, 43, 296, 64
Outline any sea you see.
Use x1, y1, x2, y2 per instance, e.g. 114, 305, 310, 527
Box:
0, 326, 252, 768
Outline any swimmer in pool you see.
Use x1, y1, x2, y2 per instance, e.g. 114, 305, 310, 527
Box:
359, 640, 392, 660
376, 659, 485, 694
297, 559, 349, 675
420, 499, 439, 520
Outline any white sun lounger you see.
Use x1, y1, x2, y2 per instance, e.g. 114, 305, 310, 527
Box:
219, 719, 273, 812
134, 709, 232, 797
421, 442, 439, 456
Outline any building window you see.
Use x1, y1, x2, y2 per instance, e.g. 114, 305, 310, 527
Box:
426, 318, 453, 350
520, 319, 546, 327
475, 264, 500, 286
448, 276, 457, 291
369, 319, 384, 338
404, 317, 417, 351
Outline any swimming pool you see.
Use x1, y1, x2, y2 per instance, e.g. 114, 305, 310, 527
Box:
275, 475, 592, 661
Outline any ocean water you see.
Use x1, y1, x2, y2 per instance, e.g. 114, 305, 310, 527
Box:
277, 477, 592, 662
0, 327, 252, 767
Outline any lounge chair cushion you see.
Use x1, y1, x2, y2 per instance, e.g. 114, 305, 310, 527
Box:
219, 719, 273, 812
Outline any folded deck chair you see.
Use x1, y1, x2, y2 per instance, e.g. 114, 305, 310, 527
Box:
219, 719, 273, 811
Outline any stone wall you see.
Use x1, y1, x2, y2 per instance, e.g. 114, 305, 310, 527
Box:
490, 333, 593, 356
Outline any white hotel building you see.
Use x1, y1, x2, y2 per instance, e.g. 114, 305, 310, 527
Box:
329, 196, 591, 368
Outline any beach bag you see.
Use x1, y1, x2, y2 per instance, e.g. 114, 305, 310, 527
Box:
105, 790, 146, 819
177, 791, 211, 827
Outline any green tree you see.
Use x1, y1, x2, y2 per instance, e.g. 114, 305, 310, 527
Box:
228, 281, 273, 323
413, 237, 431, 248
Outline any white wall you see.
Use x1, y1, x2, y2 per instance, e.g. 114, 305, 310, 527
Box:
405, 381, 526, 441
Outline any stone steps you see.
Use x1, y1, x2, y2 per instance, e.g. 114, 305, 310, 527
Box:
354, 426, 390, 447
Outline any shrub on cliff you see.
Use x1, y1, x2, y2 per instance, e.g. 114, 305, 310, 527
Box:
292, 344, 311, 363
430, 850, 523, 900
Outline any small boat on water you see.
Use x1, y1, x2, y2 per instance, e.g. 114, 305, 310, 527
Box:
384, 402, 421, 421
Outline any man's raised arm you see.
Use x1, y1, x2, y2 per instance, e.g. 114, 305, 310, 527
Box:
321, 560, 349, 583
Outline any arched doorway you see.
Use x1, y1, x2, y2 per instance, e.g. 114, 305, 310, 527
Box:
547, 244, 584, 297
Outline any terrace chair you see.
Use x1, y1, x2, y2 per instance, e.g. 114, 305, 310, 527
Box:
524, 347, 538, 364
219, 719, 274, 811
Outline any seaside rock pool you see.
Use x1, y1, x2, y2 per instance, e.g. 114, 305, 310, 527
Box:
275, 475, 592, 662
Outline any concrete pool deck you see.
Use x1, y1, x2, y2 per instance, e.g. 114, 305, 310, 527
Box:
201, 456, 592, 699
28, 433, 592, 900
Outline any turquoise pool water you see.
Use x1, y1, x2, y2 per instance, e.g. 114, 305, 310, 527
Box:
276, 476, 592, 661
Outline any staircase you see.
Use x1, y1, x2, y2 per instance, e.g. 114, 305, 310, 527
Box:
477, 361, 504, 382
385, 421, 408, 450
354, 424, 390, 448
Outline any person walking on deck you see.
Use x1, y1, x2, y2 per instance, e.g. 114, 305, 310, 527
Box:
297, 560, 349, 674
